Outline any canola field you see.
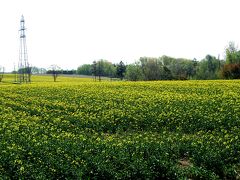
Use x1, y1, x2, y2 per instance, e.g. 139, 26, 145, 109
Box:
0, 75, 240, 179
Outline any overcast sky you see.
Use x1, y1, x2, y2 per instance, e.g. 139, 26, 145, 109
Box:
0, 0, 240, 71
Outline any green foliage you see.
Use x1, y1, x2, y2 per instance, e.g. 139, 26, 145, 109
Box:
225, 41, 240, 64
77, 64, 92, 75
91, 60, 116, 81
195, 55, 222, 79
77, 47, 240, 81
116, 61, 126, 80
126, 55, 224, 81
77, 60, 117, 78
140, 57, 162, 80
0, 78, 240, 179
100, 60, 116, 78
161, 56, 196, 80
125, 63, 144, 81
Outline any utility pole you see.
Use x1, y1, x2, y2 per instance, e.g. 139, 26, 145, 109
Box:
18, 15, 31, 83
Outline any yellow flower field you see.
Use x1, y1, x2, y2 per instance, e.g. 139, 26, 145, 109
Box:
0, 75, 239, 179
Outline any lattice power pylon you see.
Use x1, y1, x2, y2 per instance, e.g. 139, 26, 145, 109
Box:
18, 15, 31, 83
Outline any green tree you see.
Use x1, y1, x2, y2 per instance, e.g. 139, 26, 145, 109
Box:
162, 66, 173, 80
77, 64, 92, 75
100, 60, 116, 78
139, 57, 163, 80
196, 55, 222, 79
106, 63, 116, 80
161, 56, 195, 79
225, 41, 240, 64
92, 60, 116, 81
116, 61, 126, 80
125, 63, 144, 81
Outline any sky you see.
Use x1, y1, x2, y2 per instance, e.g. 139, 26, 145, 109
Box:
0, 0, 240, 72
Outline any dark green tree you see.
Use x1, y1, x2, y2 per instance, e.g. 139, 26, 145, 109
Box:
116, 61, 126, 80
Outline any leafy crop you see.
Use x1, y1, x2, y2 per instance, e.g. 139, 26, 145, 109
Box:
0, 77, 239, 179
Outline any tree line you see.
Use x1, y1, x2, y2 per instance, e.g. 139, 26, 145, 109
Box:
76, 42, 240, 81
76, 56, 222, 81
1, 42, 240, 82
77, 60, 126, 81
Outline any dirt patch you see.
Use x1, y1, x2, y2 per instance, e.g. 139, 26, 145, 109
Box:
178, 159, 193, 168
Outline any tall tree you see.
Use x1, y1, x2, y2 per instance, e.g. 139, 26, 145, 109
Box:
116, 61, 126, 80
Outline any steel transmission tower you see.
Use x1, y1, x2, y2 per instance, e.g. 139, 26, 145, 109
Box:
18, 15, 31, 83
